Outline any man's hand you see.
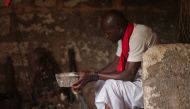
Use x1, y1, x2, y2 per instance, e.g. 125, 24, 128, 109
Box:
72, 71, 97, 92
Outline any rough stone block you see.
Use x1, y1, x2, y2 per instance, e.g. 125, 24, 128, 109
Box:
34, 0, 56, 7
143, 44, 190, 109
0, 15, 10, 36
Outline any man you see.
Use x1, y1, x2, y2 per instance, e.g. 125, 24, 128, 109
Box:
72, 10, 158, 109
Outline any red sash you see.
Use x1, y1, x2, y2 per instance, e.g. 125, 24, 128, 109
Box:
3, 0, 12, 7
117, 23, 134, 72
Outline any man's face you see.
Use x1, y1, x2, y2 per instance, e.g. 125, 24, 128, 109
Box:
101, 18, 122, 43
102, 24, 122, 43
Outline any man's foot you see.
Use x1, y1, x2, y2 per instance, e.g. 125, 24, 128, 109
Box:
105, 104, 110, 109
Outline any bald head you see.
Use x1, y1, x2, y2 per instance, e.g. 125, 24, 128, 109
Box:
101, 10, 128, 43
101, 10, 127, 28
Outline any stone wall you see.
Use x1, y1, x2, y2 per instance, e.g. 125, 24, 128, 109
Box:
0, 0, 178, 108
143, 44, 190, 109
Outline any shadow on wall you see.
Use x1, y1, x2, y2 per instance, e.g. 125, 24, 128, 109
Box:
30, 47, 65, 108
29, 47, 78, 109
0, 55, 21, 109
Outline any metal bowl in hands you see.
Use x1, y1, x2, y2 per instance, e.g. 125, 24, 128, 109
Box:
55, 72, 79, 87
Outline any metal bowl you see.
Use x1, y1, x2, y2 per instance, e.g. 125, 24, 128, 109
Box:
55, 72, 79, 87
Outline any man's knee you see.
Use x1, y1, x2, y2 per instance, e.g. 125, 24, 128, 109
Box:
104, 79, 118, 90
105, 79, 116, 86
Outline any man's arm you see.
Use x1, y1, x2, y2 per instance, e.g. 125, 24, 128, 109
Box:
72, 56, 119, 90
98, 62, 141, 81
72, 61, 141, 90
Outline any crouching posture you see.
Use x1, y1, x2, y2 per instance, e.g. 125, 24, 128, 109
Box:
72, 10, 159, 109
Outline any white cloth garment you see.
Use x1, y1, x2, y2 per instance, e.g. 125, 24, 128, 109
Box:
95, 24, 158, 109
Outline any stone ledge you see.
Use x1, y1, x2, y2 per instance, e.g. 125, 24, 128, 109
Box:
143, 44, 190, 109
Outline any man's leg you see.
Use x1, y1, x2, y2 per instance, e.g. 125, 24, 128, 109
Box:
95, 79, 144, 109
104, 101, 144, 109
95, 79, 130, 109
